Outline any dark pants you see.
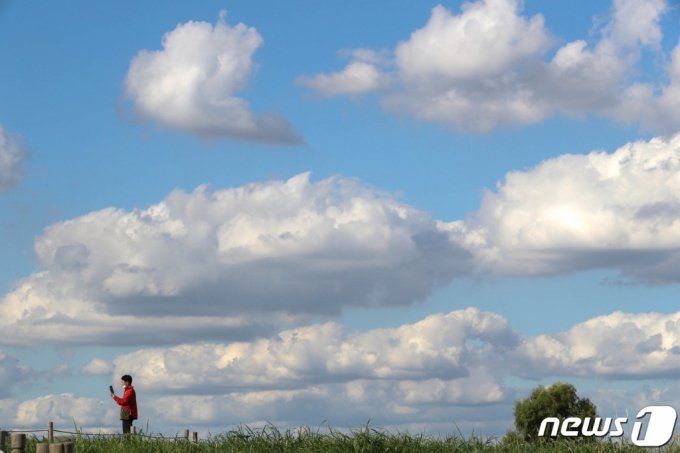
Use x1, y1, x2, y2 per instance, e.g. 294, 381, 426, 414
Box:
122, 418, 134, 434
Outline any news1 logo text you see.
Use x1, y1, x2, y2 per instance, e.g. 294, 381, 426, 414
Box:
538, 406, 678, 447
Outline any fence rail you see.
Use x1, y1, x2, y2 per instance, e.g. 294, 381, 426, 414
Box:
0, 423, 201, 452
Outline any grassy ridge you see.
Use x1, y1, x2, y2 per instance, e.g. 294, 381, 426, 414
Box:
3, 425, 675, 453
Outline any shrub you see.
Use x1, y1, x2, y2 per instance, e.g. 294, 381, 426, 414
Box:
514, 382, 597, 442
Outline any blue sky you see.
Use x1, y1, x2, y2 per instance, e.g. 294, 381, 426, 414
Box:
1, 0, 680, 436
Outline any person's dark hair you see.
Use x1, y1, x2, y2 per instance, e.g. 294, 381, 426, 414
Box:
121, 375, 133, 385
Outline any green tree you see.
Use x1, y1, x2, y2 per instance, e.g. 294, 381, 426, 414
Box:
513, 382, 597, 442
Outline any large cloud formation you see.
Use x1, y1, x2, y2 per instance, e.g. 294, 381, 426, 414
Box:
299, 0, 678, 133
50, 307, 680, 433
453, 132, 680, 282
3, 133, 680, 345
0, 384, 511, 434
0, 125, 30, 191
517, 310, 680, 380
110, 308, 680, 431
7, 310, 516, 432
124, 12, 303, 144
0, 172, 470, 346
108, 308, 680, 398
108, 308, 515, 394
0, 394, 116, 430
3, 307, 680, 432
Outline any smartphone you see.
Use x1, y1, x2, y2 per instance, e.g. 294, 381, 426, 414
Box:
109, 385, 114, 394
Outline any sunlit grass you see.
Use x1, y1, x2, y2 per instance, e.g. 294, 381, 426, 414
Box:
4, 424, 679, 453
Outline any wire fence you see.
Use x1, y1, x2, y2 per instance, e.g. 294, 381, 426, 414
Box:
1, 423, 198, 442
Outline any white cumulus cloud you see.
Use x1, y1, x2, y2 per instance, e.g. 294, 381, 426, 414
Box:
0, 173, 472, 347
300, 0, 678, 134
0, 125, 29, 191
124, 12, 303, 144
110, 308, 515, 393
9, 308, 680, 432
0, 380, 511, 433
515, 310, 680, 379
613, 40, 680, 132
0, 394, 117, 429
68, 307, 680, 432
141, 375, 510, 431
108, 306, 680, 399
452, 132, 680, 282
394, 1, 552, 81
5, 133, 680, 347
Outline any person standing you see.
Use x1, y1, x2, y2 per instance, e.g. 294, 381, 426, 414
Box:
110, 374, 138, 434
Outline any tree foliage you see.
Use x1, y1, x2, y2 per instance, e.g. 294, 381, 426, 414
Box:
513, 382, 597, 442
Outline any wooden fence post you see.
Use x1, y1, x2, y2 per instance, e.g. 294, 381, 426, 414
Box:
184, 429, 189, 441
131, 426, 136, 435
63, 442, 75, 453
35, 443, 49, 453
47, 443, 62, 453
48, 421, 53, 442
0, 431, 6, 451
11, 433, 26, 453
193, 431, 198, 443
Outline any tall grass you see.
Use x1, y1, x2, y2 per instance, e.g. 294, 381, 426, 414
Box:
3, 424, 677, 453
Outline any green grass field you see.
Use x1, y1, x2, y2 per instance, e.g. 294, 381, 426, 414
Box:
4, 425, 678, 453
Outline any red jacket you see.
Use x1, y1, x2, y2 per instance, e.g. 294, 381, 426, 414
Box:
113, 386, 138, 420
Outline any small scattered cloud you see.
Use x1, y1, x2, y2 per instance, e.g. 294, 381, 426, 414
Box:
296, 49, 392, 97
296, 61, 391, 97
124, 11, 303, 145
46, 364, 71, 380
0, 125, 30, 191
80, 358, 114, 376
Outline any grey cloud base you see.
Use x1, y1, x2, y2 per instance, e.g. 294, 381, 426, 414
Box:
0, 350, 70, 398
